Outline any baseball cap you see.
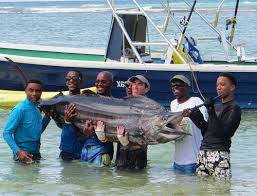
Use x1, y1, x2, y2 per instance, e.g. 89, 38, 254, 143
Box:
128, 75, 150, 88
170, 74, 191, 86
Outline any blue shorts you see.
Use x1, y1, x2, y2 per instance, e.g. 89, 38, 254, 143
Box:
173, 162, 196, 175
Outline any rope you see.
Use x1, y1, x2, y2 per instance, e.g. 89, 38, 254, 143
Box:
188, 61, 205, 100
127, 0, 206, 100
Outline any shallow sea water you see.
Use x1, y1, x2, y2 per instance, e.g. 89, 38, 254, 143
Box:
0, 109, 257, 195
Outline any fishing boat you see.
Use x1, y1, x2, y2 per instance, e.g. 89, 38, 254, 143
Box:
0, 87, 97, 109
0, 0, 257, 108
0, 90, 59, 109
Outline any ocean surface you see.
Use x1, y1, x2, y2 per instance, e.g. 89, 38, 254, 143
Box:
0, 0, 256, 56
0, 0, 257, 195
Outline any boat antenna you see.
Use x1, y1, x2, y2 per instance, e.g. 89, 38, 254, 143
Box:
213, 0, 225, 27
4, 57, 28, 88
161, 0, 171, 33
228, 0, 240, 43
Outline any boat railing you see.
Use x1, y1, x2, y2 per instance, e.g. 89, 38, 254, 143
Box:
106, 0, 188, 64
182, 0, 237, 53
106, 0, 251, 64
162, 0, 246, 62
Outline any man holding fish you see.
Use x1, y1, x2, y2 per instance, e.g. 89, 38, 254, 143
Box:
58, 70, 87, 161
90, 74, 150, 169
80, 71, 114, 166
184, 72, 241, 177
115, 75, 150, 170
170, 74, 208, 174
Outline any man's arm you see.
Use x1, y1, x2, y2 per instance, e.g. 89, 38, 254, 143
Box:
41, 115, 51, 133
117, 126, 130, 149
3, 108, 22, 154
183, 108, 208, 135
83, 120, 96, 138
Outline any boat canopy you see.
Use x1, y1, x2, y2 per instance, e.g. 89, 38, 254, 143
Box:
105, 14, 147, 62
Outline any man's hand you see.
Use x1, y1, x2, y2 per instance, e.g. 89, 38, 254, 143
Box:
83, 120, 95, 137
203, 97, 215, 108
117, 125, 129, 146
64, 104, 77, 123
182, 108, 192, 117
95, 121, 107, 142
42, 108, 58, 119
17, 150, 33, 164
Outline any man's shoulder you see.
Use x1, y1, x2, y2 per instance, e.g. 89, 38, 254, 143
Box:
170, 97, 203, 109
231, 100, 241, 108
170, 99, 178, 105
7, 101, 27, 119
12, 100, 26, 111
183, 97, 203, 108
12, 99, 35, 112
190, 97, 203, 104
170, 99, 178, 109
223, 100, 241, 113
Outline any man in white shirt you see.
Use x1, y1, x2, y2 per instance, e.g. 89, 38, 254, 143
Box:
170, 74, 208, 174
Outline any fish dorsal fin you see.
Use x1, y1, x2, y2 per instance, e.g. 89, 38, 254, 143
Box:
51, 91, 64, 99
124, 96, 166, 113
81, 89, 97, 95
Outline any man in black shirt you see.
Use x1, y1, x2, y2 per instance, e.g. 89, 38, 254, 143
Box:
115, 75, 150, 170
183, 72, 241, 177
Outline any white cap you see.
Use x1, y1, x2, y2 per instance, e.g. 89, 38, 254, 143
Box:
128, 75, 150, 88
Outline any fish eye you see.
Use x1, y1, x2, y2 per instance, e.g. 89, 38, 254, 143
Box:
162, 116, 168, 121
166, 123, 175, 129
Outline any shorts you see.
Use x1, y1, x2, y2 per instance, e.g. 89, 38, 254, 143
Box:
197, 150, 231, 177
173, 162, 196, 175
60, 151, 80, 161
115, 144, 147, 170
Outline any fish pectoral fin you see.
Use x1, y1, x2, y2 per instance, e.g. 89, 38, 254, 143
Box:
166, 112, 183, 125
161, 126, 191, 136
158, 133, 181, 141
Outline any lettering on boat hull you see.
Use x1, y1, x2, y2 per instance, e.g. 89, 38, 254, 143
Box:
116, 80, 126, 88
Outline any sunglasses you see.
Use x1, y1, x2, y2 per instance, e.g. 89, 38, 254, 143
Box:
65, 76, 81, 81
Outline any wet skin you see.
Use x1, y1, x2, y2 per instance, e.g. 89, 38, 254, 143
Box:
65, 71, 82, 95
125, 81, 132, 96
216, 76, 235, 103
95, 72, 112, 96
25, 83, 42, 104
171, 80, 190, 104
131, 79, 149, 96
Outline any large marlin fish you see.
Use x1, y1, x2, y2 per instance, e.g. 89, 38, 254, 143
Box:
40, 95, 187, 145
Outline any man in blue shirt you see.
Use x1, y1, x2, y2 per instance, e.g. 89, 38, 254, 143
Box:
58, 70, 87, 161
3, 79, 48, 164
